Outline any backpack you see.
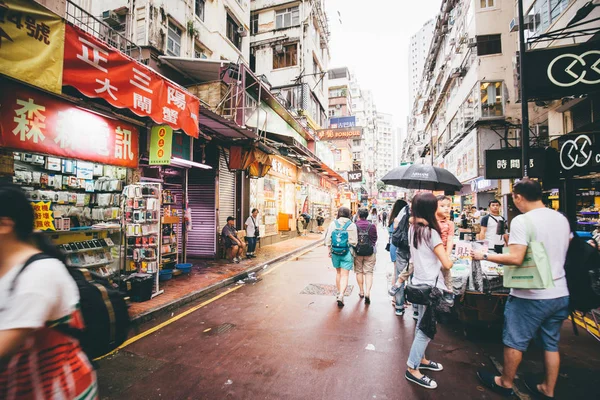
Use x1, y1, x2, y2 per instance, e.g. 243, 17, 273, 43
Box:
356, 222, 374, 256
331, 220, 352, 256
392, 206, 410, 251
12, 254, 130, 361
565, 233, 600, 313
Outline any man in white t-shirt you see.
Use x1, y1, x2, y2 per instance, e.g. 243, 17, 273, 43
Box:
473, 179, 570, 399
244, 208, 260, 259
479, 199, 507, 253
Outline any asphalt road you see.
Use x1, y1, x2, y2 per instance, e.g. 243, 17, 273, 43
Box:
96, 227, 599, 400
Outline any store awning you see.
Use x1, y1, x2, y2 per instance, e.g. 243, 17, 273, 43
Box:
159, 56, 227, 82
200, 107, 258, 141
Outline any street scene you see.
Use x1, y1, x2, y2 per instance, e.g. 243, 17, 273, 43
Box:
1, 0, 600, 399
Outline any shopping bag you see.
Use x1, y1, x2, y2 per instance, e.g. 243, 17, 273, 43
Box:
503, 215, 554, 289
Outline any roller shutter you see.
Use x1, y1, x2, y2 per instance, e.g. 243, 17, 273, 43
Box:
187, 168, 216, 257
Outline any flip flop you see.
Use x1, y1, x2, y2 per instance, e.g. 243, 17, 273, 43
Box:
524, 375, 554, 399
359, 293, 365, 298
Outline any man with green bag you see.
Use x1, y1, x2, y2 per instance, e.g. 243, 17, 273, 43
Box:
472, 179, 570, 399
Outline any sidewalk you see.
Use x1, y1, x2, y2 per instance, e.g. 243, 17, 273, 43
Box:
128, 233, 324, 324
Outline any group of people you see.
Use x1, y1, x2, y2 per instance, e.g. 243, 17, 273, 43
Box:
324, 179, 573, 398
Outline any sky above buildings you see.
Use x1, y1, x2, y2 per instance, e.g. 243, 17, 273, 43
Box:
326, 0, 442, 130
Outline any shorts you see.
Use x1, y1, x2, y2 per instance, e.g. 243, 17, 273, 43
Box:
389, 243, 397, 263
331, 251, 354, 270
354, 253, 376, 274
503, 295, 569, 352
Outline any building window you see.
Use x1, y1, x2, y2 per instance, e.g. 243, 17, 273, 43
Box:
531, 0, 570, 36
167, 21, 182, 56
250, 13, 259, 35
275, 6, 300, 29
195, 0, 205, 21
194, 44, 207, 59
273, 43, 297, 69
480, 81, 503, 118
480, 0, 494, 8
476, 34, 501, 56
226, 15, 242, 50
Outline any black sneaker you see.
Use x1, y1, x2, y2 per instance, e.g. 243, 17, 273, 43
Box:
419, 361, 443, 371
477, 370, 514, 397
405, 370, 437, 389
336, 296, 344, 307
413, 311, 419, 320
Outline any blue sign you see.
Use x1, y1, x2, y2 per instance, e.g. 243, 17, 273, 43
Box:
329, 116, 356, 129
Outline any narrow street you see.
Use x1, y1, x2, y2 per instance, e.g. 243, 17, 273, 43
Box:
96, 228, 509, 400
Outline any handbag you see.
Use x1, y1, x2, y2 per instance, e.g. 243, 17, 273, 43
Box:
406, 276, 439, 306
503, 214, 554, 289
385, 243, 391, 252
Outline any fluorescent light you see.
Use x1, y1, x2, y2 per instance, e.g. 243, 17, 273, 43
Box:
170, 157, 212, 169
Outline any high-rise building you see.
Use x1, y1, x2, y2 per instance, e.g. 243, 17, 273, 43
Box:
375, 112, 394, 183
408, 19, 435, 112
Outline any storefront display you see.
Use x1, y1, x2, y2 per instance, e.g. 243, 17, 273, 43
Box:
161, 189, 180, 269
574, 180, 600, 236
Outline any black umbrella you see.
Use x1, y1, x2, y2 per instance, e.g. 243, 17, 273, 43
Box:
381, 164, 462, 192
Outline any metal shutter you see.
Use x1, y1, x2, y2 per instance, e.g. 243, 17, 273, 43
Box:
187, 168, 217, 257
218, 149, 236, 230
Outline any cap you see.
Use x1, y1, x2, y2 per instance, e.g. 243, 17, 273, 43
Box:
227, 216, 235, 221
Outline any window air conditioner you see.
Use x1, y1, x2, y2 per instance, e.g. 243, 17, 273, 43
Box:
237, 26, 248, 37
467, 38, 477, 48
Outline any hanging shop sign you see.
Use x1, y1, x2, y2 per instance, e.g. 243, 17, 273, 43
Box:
470, 177, 497, 193
380, 191, 397, 198
316, 127, 363, 140
484, 148, 546, 179
347, 170, 363, 183
556, 132, 600, 177
444, 129, 478, 183
269, 156, 296, 180
149, 125, 173, 165
63, 24, 200, 138
524, 40, 600, 101
0, 80, 139, 168
0, 0, 65, 94
320, 177, 332, 190
31, 201, 55, 231
171, 132, 191, 160
329, 116, 356, 128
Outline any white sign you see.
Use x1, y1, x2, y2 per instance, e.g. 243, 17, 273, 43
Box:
445, 130, 478, 183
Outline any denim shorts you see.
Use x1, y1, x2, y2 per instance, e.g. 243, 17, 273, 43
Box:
503, 295, 569, 352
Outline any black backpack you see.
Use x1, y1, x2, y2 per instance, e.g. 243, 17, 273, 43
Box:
392, 206, 410, 251
12, 254, 130, 361
565, 233, 600, 313
355, 222, 374, 256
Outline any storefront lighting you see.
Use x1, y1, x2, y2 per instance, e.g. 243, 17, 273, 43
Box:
170, 157, 212, 169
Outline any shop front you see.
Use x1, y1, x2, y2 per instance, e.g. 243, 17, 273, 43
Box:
297, 169, 336, 229
469, 177, 499, 209
444, 129, 479, 210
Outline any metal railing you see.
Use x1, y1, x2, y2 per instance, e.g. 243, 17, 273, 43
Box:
65, 0, 141, 59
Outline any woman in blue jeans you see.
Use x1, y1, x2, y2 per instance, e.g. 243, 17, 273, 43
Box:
405, 193, 453, 390
387, 199, 408, 315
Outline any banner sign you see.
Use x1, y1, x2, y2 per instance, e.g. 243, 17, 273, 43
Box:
149, 125, 173, 165
171, 132, 191, 160
63, 24, 200, 138
347, 170, 363, 182
524, 40, 600, 100
556, 132, 600, 177
0, 80, 139, 168
484, 148, 545, 179
0, 0, 65, 93
31, 201, 55, 231
380, 191, 397, 198
316, 127, 363, 140
444, 129, 478, 183
329, 116, 356, 128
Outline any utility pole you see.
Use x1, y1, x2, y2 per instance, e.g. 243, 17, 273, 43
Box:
518, 0, 529, 178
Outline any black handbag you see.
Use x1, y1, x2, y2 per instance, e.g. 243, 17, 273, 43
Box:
405, 276, 438, 305
385, 243, 391, 252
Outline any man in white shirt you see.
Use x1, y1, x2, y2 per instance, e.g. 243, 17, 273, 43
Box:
479, 199, 508, 253
473, 179, 570, 399
244, 209, 260, 259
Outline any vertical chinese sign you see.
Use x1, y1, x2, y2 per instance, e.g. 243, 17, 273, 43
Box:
149, 125, 173, 165
0, 0, 65, 93
0, 80, 139, 168
63, 24, 200, 138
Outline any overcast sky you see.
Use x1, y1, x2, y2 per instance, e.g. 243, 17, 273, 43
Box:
326, 0, 442, 132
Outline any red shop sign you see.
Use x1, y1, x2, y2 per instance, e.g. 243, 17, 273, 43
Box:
0, 80, 139, 168
63, 24, 200, 138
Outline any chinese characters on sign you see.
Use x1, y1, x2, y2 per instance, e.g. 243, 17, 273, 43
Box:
0, 80, 139, 168
63, 24, 200, 138
149, 125, 174, 165
316, 127, 363, 140
0, 0, 65, 93
444, 130, 477, 183
484, 148, 545, 179
31, 201, 55, 231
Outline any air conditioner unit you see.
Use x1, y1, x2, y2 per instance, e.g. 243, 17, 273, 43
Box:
102, 10, 121, 27
467, 38, 477, 48
237, 26, 248, 37
509, 15, 536, 33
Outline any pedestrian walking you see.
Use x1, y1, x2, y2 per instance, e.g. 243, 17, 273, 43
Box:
316, 209, 325, 234
473, 179, 570, 399
354, 208, 378, 304
382, 209, 388, 227
297, 212, 306, 236
301, 212, 312, 233
479, 199, 508, 253
325, 207, 358, 307
0, 184, 98, 399
244, 208, 260, 259
367, 207, 378, 223
387, 199, 409, 316
221, 216, 246, 263
404, 192, 453, 390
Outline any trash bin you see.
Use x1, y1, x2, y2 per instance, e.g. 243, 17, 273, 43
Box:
129, 273, 154, 302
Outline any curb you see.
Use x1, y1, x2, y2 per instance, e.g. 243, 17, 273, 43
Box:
131, 239, 324, 325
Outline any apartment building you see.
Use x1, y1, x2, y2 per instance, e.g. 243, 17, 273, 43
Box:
375, 112, 395, 183
249, 0, 330, 132
408, 19, 435, 112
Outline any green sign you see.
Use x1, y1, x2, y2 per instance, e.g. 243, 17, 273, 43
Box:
171, 133, 191, 161
149, 125, 173, 165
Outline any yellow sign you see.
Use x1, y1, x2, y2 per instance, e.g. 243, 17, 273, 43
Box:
31, 201, 55, 231
149, 125, 173, 165
0, 0, 65, 93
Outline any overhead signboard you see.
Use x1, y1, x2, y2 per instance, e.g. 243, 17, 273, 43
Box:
329, 116, 356, 128
317, 127, 363, 140
149, 125, 173, 165
347, 170, 363, 182
444, 130, 477, 183
484, 148, 545, 179
524, 40, 600, 101
556, 132, 600, 177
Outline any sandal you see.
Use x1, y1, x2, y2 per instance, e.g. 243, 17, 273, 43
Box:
359, 292, 365, 298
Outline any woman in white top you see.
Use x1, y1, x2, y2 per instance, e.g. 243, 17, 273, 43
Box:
367, 207, 378, 223
244, 208, 260, 259
404, 192, 453, 390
